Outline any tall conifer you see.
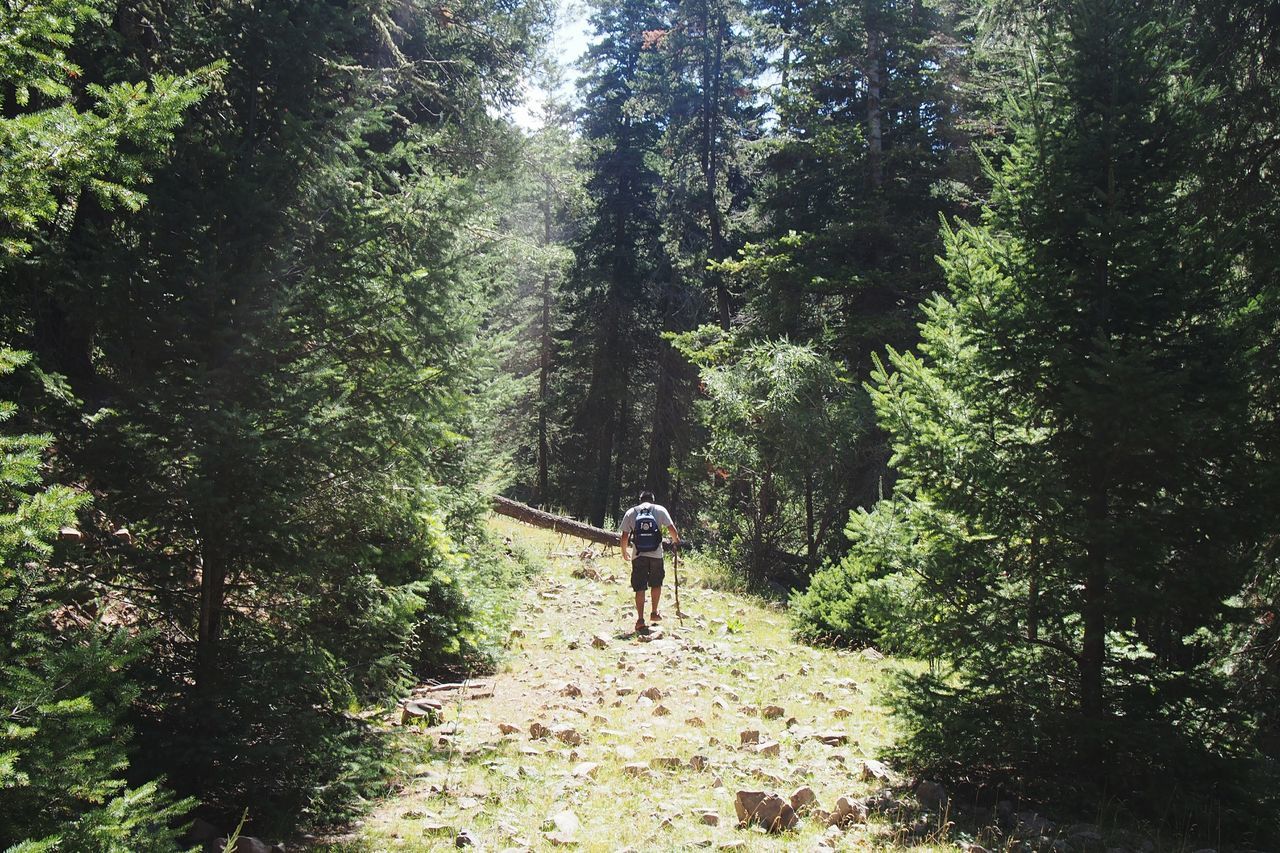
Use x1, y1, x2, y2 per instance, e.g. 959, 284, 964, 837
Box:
4, 0, 548, 829
562, 0, 668, 524
845, 0, 1260, 814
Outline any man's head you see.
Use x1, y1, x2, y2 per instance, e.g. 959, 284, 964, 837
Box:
639, 490, 655, 504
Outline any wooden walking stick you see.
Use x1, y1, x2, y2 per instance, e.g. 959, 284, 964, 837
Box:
673, 541, 684, 620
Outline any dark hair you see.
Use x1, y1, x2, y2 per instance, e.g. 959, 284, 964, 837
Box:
639, 490, 655, 503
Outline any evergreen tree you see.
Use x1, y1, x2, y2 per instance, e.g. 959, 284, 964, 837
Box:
644, 0, 763, 502
805, 0, 1267, 828
561, 0, 668, 525
678, 334, 871, 583
1180, 0, 1280, 778
4, 0, 549, 831
0, 0, 207, 260
478, 58, 584, 509
734, 0, 979, 362
686, 0, 982, 575
0, 3, 203, 846
650, 0, 762, 332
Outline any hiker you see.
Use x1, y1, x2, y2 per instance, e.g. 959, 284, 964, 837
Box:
619, 490, 681, 635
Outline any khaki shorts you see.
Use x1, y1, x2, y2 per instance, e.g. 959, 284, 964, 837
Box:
630, 555, 665, 592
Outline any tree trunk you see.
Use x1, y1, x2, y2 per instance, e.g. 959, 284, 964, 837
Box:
584, 109, 639, 524
779, 0, 794, 90
536, 173, 553, 507
749, 476, 763, 580
537, 272, 551, 506
646, 360, 676, 499
588, 394, 617, 528
1079, 91, 1117, 774
1080, 487, 1109, 774
492, 495, 618, 546
1026, 534, 1041, 641
29, 195, 107, 406
804, 470, 816, 569
609, 360, 630, 524
647, 280, 679, 498
195, 540, 226, 698
865, 20, 884, 191
705, 7, 731, 330
582, 297, 623, 526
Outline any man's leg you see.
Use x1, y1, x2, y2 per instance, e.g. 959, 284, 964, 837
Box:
632, 558, 648, 632
648, 557, 666, 620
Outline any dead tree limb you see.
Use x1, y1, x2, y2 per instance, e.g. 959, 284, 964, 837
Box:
491, 495, 618, 547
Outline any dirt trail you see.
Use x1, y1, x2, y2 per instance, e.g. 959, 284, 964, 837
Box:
321, 518, 921, 852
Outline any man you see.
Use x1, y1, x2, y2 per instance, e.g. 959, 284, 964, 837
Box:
619, 490, 680, 635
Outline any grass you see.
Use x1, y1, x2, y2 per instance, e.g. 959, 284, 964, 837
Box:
308, 518, 1180, 852
312, 517, 948, 851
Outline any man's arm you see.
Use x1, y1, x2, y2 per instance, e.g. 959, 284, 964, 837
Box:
657, 506, 680, 546
619, 508, 635, 561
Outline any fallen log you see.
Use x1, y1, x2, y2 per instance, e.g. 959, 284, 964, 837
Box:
491, 495, 618, 547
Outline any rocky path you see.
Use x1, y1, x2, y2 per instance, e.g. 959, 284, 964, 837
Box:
318, 518, 950, 852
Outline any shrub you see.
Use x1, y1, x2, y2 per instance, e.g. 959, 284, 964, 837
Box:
790, 499, 930, 655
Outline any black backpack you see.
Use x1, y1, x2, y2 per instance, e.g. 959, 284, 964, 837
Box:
633, 505, 662, 552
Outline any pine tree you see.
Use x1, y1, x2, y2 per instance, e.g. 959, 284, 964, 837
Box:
681, 336, 871, 581
694, 0, 982, 554
561, 0, 669, 525
477, 58, 584, 509
1179, 0, 1280, 781
0, 0, 207, 261
735, 0, 978, 362
4, 0, 550, 830
644, 0, 762, 502
823, 0, 1265, 823
0, 3, 204, 846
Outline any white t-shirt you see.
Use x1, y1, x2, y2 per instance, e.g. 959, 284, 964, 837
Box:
619, 502, 675, 558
